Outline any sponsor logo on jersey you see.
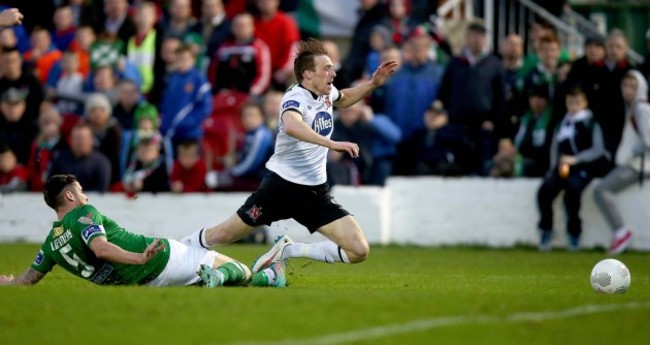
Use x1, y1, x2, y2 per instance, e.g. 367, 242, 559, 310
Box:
33, 250, 44, 266
81, 224, 104, 243
53, 226, 64, 237
78, 214, 93, 225
50, 229, 73, 251
282, 100, 300, 109
246, 205, 263, 222
90, 263, 115, 285
312, 111, 333, 136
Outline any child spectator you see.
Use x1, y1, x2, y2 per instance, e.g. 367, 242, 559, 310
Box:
69, 25, 95, 77
513, 86, 554, 177
206, 102, 273, 190
123, 133, 170, 193
593, 70, 650, 255
52, 5, 77, 51
386, 0, 412, 47
24, 27, 63, 84
27, 103, 67, 192
122, 104, 160, 174
537, 88, 607, 252
170, 140, 208, 193
160, 43, 212, 161
364, 25, 391, 78
0, 145, 28, 193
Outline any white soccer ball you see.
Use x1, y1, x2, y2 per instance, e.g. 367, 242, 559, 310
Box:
590, 259, 631, 294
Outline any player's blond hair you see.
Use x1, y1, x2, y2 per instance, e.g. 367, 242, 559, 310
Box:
293, 38, 329, 83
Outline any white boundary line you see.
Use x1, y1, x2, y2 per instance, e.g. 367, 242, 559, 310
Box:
230, 301, 650, 345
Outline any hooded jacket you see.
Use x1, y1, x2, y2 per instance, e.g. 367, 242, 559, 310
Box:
616, 70, 650, 172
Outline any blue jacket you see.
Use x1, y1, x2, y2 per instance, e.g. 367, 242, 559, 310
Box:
385, 61, 443, 139
231, 125, 274, 178
160, 69, 212, 141
370, 114, 402, 159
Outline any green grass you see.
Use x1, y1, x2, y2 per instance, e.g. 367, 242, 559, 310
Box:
1, 244, 649, 345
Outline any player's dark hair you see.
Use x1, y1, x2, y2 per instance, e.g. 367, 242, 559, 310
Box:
293, 38, 329, 83
43, 174, 79, 211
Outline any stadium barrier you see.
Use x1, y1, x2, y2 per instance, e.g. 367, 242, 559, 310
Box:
1, 177, 648, 251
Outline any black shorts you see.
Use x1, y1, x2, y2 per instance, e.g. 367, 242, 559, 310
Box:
236, 172, 351, 233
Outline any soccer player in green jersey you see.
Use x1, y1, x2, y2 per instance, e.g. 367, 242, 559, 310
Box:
0, 174, 285, 288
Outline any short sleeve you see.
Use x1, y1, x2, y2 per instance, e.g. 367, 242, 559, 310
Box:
331, 85, 341, 102
31, 247, 56, 274
280, 97, 304, 116
75, 205, 107, 246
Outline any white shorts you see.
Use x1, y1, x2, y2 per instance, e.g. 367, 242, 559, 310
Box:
146, 239, 219, 287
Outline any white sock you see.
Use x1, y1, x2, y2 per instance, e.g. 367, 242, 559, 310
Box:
281, 241, 350, 263
262, 267, 276, 284
180, 228, 209, 249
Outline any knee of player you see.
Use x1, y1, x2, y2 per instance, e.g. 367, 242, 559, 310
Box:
349, 241, 370, 263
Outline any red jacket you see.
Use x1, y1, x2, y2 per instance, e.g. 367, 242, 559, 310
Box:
170, 159, 208, 192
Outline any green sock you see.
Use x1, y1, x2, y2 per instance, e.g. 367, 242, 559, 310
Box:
217, 261, 249, 286
250, 271, 270, 287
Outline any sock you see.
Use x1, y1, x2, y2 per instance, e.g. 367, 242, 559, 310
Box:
180, 228, 209, 249
250, 267, 276, 287
217, 261, 249, 286
281, 241, 350, 263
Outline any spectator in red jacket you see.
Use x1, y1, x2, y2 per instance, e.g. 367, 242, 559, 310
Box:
209, 13, 271, 96
170, 140, 208, 193
0, 144, 28, 193
253, 0, 299, 88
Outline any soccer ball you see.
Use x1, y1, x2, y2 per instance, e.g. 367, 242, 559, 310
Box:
590, 259, 631, 294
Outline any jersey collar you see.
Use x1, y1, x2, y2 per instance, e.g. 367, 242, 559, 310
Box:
298, 83, 319, 100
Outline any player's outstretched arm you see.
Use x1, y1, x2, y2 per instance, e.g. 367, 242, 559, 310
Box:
0, 8, 23, 28
0, 268, 46, 286
89, 237, 166, 265
283, 111, 359, 158
335, 60, 399, 109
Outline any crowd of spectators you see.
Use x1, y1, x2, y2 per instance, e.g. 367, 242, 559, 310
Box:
1, 0, 649, 199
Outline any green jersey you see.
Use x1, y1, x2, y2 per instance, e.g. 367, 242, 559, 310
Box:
31, 205, 170, 285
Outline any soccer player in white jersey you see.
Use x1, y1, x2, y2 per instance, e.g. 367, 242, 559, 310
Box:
182, 38, 398, 273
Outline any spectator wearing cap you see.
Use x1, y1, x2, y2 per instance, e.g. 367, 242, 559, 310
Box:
0, 87, 36, 166
385, 27, 442, 141
437, 21, 506, 175
0, 47, 45, 123
49, 123, 112, 192
85, 93, 123, 187
398, 101, 472, 176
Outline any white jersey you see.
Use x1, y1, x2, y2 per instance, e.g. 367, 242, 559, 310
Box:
266, 84, 341, 185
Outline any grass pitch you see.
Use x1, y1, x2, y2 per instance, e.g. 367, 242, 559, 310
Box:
0, 244, 648, 345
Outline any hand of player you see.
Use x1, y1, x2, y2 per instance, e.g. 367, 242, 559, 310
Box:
330, 141, 359, 158
370, 60, 399, 87
140, 239, 166, 264
0, 8, 23, 27
0, 274, 15, 285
